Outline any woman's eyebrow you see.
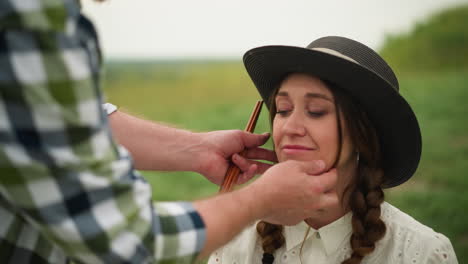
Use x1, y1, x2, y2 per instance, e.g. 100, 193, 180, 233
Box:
276, 91, 332, 102
276, 91, 289, 97
306, 92, 333, 102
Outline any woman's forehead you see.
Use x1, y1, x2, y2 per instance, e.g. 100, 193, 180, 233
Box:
277, 74, 333, 101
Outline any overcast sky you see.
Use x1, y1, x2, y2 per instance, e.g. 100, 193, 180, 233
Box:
82, 0, 468, 59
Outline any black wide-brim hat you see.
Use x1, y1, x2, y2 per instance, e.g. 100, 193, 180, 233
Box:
243, 36, 421, 188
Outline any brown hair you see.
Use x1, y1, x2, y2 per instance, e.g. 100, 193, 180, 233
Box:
256, 77, 386, 263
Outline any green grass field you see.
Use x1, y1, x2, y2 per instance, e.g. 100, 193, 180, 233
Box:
103, 60, 468, 262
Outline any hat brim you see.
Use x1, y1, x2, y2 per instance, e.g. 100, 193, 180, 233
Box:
243, 45, 422, 188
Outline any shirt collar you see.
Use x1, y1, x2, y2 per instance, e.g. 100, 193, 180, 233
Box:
284, 221, 313, 252
283, 211, 353, 256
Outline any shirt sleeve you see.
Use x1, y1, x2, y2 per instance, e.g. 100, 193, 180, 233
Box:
426, 233, 458, 264
0, 2, 205, 263
102, 103, 118, 115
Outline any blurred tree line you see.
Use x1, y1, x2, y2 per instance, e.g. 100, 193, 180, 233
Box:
380, 4, 468, 74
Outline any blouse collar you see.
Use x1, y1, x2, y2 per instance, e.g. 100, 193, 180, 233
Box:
283, 211, 353, 256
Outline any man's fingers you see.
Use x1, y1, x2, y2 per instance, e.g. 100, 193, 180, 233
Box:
243, 147, 278, 163
232, 154, 273, 175
232, 153, 251, 172
237, 164, 257, 185
307, 168, 338, 193
317, 191, 339, 210
303, 191, 339, 215
285, 160, 326, 175
305, 160, 326, 175
241, 132, 270, 149
254, 162, 274, 174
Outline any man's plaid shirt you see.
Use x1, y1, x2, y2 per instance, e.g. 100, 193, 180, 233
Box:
0, 0, 205, 263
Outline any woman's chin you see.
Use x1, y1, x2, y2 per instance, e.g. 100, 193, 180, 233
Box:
278, 155, 324, 163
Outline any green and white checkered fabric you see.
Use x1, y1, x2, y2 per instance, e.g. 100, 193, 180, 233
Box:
0, 0, 206, 263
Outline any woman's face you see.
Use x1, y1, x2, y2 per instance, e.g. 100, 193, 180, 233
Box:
272, 73, 355, 172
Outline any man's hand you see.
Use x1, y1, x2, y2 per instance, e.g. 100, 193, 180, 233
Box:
194, 159, 338, 258
248, 160, 339, 226
194, 130, 278, 185
108, 111, 277, 182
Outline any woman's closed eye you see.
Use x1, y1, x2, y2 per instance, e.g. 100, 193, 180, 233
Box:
276, 109, 291, 116
276, 109, 327, 117
308, 110, 327, 118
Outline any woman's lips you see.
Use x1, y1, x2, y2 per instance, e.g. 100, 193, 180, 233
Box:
281, 145, 314, 154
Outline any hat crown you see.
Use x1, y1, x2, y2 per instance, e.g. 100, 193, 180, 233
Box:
307, 36, 399, 91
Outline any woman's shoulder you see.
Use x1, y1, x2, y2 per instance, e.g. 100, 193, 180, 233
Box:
381, 202, 430, 230
381, 202, 444, 238
376, 202, 458, 263
208, 222, 261, 264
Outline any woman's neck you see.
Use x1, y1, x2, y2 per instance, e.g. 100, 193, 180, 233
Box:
304, 206, 349, 229
305, 159, 356, 229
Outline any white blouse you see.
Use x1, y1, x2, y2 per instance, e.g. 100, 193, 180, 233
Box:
208, 202, 457, 264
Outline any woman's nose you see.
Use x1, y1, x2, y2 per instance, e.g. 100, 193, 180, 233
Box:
282, 111, 306, 136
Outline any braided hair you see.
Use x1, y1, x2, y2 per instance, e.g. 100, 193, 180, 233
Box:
256, 222, 285, 264
333, 84, 387, 263
256, 78, 386, 264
